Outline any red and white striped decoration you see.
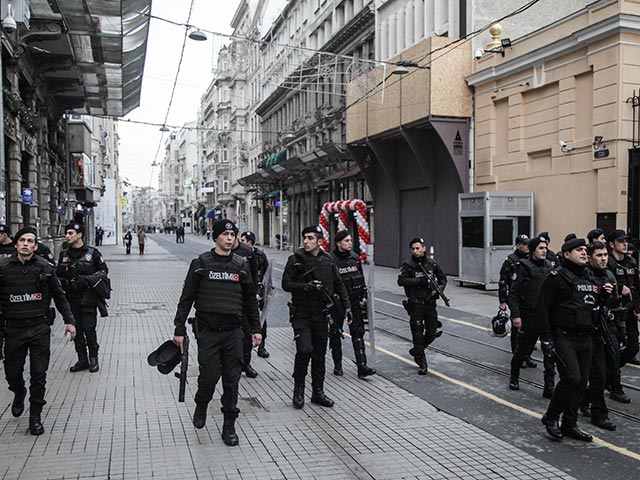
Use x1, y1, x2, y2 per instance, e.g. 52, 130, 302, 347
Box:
319, 199, 371, 262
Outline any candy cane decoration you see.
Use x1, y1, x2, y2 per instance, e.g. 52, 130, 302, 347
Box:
319, 199, 371, 262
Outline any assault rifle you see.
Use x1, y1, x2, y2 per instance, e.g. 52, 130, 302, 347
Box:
597, 306, 624, 357
416, 263, 451, 307
174, 334, 190, 403
302, 269, 345, 326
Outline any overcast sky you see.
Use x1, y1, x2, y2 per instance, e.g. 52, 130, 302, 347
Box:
118, 0, 239, 188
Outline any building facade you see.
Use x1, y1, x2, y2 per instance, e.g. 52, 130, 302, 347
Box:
467, 0, 640, 244
0, 0, 150, 252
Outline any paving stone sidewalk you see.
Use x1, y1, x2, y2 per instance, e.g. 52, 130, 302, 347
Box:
0, 238, 573, 479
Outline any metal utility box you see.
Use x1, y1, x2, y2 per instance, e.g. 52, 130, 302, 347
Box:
458, 191, 534, 290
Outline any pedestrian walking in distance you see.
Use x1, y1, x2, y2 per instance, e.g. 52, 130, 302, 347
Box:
398, 237, 447, 375
173, 219, 262, 446
0, 227, 76, 435
137, 228, 146, 255
282, 225, 350, 409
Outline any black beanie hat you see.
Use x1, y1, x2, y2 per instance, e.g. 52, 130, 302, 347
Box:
563, 233, 577, 242
334, 230, 350, 243
66, 222, 85, 235
211, 219, 238, 239
241, 231, 256, 243
528, 236, 547, 252
301, 225, 323, 238
561, 237, 586, 253
409, 237, 425, 248
13, 226, 38, 243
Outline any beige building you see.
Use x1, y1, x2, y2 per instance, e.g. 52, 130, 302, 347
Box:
467, 0, 640, 243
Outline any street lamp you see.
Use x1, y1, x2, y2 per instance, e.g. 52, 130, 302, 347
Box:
188, 28, 207, 41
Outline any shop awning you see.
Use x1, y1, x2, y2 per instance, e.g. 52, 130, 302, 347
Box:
205, 209, 217, 218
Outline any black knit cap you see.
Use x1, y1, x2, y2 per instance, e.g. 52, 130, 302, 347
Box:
13, 226, 38, 243
409, 237, 425, 248
0, 224, 11, 235
301, 225, 323, 238
538, 231, 550, 243
528, 236, 547, 252
211, 219, 238, 239
241, 231, 256, 243
561, 237, 586, 253
334, 230, 350, 243
66, 223, 85, 235
515, 234, 529, 245
563, 233, 577, 242
587, 228, 604, 243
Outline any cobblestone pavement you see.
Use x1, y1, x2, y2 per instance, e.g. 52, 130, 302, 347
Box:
0, 238, 574, 479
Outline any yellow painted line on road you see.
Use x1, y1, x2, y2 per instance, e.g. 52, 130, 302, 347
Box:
366, 340, 640, 462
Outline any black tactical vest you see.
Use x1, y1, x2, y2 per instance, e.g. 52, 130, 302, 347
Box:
518, 258, 552, 309
332, 250, 366, 299
195, 252, 245, 318
554, 268, 598, 330
0, 256, 52, 319
608, 256, 638, 289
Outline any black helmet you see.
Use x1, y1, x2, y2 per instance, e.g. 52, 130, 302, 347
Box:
148, 340, 181, 374
488, 309, 511, 338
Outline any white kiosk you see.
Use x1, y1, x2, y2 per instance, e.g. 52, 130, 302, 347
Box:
458, 191, 534, 290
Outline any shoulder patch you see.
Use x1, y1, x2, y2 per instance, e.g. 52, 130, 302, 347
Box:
550, 270, 559, 276
511, 272, 517, 281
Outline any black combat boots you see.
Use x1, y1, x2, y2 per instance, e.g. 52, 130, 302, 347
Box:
192, 403, 208, 429
70, 356, 90, 372
417, 358, 428, 375
242, 363, 258, 378
541, 414, 563, 441
310, 388, 334, 407
89, 356, 100, 373
354, 338, 376, 378
257, 343, 270, 358
221, 417, 239, 446
292, 381, 305, 409
11, 386, 26, 417
29, 413, 44, 436
560, 423, 593, 442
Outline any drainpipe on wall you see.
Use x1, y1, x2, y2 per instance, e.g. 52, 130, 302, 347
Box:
468, 92, 475, 193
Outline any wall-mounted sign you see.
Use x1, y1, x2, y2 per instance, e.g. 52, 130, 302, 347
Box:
21, 187, 33, 205
594, 149, 610, 159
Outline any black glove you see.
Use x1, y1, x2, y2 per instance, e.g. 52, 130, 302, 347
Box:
304, 281, 317, 292
541, 340, 556, 358
345, 308, 353, 321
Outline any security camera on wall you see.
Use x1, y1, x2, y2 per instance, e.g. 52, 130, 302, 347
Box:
474, 48, 484, 60
2, 14, 17, 33
558, 140, 567, 148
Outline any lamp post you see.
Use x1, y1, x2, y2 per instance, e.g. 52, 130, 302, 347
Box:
279, 182, 284, 250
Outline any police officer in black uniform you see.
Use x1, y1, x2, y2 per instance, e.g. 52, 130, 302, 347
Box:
499, 234, 534, 362
538, 237, 600, 442
0, 227, 76, 435
508, 236, 555, 396
0, 224, 15, 257
0, 224, 12, 359
606, 229, 637, 403
57, 223, 109, 374
582, 241, 617, 430
233, 234, 260, 378
173, 219, 261, 446
587, 228, 606, 244
539, 232, 559, 268
240, 231, 270, 358
398, 237, 447, 375
330, 230, 376, 378
282, 225, 350, 409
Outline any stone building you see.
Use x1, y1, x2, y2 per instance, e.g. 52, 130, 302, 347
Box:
239, 0, 376, 248
0, 0, 150, 251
